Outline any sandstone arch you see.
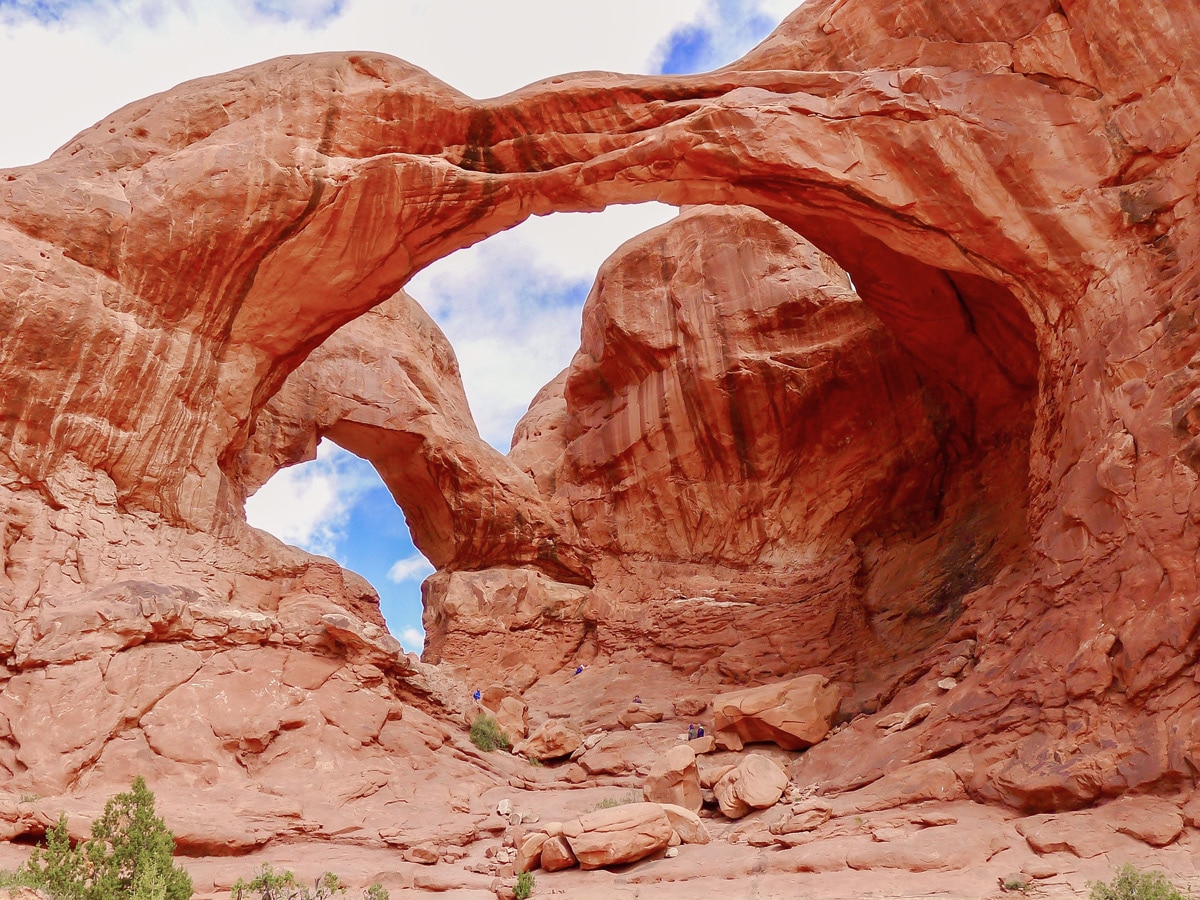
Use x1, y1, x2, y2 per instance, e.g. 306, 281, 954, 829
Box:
0, 0, 1197, 819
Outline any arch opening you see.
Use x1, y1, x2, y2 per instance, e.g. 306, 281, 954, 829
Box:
245, 438, 432, 653
239, 186, 1042, 682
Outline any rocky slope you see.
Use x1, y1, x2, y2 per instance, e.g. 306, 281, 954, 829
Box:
1, 0, 1199, 895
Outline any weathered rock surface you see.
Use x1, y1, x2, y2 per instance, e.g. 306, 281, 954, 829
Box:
1, 0, 1200, 893
713, 675, 842, 752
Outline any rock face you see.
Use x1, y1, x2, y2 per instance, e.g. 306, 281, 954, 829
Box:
239, 291, 586, 581
712, 675, 842, 751
496, 205, 999, 685
0, 0, 1198, 887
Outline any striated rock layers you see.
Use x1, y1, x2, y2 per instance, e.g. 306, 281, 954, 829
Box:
0, 0, 1198, 870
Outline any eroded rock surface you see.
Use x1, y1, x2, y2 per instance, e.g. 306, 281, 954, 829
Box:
1, 0, 1200, 894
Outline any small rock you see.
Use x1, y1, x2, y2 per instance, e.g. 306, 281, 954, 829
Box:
937, 678, 957, 691
563, 763, 588, 784
1022, 860, 1059, 879
770, 803, 832, 835
497, 799, 513, 817
514, 720, 583, 762
561, 802, 673, 869
883, 702, 933, 734
939, 655, 970, 678
665, 846, 679, 858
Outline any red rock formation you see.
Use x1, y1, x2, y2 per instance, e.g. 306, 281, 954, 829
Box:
238, 290, 586, 579
0, 0, 1198, 889
457, 205, 1032, 688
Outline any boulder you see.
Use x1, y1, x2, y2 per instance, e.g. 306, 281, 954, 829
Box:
514, 720, 582, 762
660, 804, 710, 844
618, 704, 665, 728
540, 835, 578, 871
673, 698, 708, 717
689, 735, 716, 754
770, 802, 833, 835
714, 754, 789, 819
514, 832, 548, 873
561, 802, 673, 869
493, 696, 529, 742
1103, 796, 1185, 847
700, 763, 736, 789
712, 675, 840, 751
643, 744, 702, 813
402, 844, 440, 865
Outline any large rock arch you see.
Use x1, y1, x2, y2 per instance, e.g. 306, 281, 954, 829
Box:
0, 0, 1197, 829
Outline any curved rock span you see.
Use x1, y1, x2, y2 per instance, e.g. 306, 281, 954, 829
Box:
1, 0, 1200, 894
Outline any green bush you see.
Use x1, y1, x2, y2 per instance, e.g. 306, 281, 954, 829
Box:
232, 865, 387, 900
233, 866, 340, 900
13, 776, 191, 900
514, 871, 535, 900
1090, 864, 1189, 900
469, 714, 510, 752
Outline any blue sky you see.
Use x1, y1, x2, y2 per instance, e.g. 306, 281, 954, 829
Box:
0, 0, 795, 651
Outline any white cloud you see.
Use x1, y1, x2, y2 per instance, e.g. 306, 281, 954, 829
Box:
387, 553, 434, 583
399, 626, 425, 653
407, 204, 677, 448
649, 0, 796, 74
244, 439, 373, 555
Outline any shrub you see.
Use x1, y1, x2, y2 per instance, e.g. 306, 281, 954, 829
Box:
1001, 874, 1031, 893
1090, 864, 1189, 900
14, 776, 191, 900
232, 867, 343, 900
514, 871, 535, 900
591, 792, 638, 811
232, 865, 387, 900
469, 714, 510, 752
